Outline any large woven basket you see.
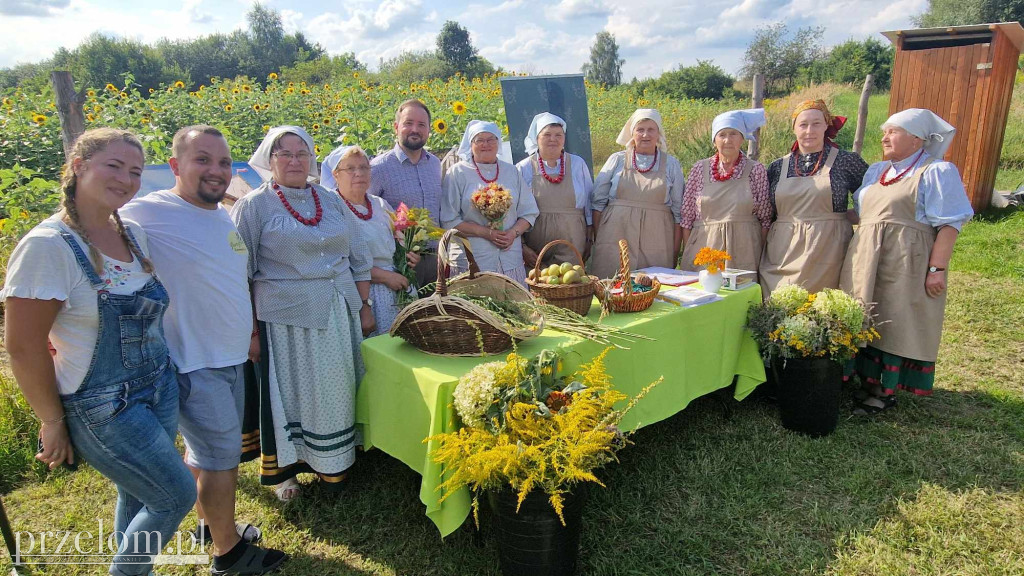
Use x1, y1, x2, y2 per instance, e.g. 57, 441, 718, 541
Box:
389, 230, 542, 356
525, 239, 598, 316
594, 239, 661, 313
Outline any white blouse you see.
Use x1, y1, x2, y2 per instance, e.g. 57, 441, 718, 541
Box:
854, 151, 974, 231
591, 149, 685, 224
516, 153, 595, 225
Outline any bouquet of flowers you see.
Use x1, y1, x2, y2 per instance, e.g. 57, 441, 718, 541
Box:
390, 202, 444, 305
470, 182, 513, 229
430, 348, 659, 525
692, 247, 732, 274
746, 285, 880, 364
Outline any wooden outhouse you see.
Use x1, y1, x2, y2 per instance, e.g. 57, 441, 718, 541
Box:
883, 23, 1024, 211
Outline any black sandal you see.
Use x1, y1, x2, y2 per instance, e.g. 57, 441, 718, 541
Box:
210, 543, 288, 575
853, 395, 897, 415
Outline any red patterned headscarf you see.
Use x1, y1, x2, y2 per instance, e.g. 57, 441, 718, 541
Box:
790, 99, 846, 152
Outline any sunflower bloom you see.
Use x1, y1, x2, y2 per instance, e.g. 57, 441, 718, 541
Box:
174, 81, 185, 89
105, 83, 117, 92
86, 90, 96, 97
252, 103, 261, 111
224, 104, 233, 112
268, 72, 279, 80
433, 119, 448, 134
452, 101, 467, 115
32, 113, 46, 125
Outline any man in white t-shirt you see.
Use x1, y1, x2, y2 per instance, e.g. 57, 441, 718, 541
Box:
121, 126, 286, 575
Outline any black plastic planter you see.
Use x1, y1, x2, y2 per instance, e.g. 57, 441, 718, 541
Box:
774, 357, 843, 437
487, 487, 586, 576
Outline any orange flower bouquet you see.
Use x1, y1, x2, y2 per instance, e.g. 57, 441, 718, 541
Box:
693, 247, 732, 274
471, 182, 513, 229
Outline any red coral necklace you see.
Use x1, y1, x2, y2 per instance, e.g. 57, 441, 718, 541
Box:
273, 182, 322, 226
538, 152, 565, 184
340, 192, 373, 220
879, 149, 925, 186
632, 148, 657, 173
710, 152, 741, 182
473, 158, 499, 183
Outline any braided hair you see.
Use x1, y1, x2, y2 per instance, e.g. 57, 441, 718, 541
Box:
59, 127, 154, 275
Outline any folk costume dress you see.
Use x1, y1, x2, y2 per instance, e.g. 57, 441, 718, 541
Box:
760, 146, 866, 294
235, 126, 371, 488
516, 112, 594, 266
591, 109, 684, 280
679, 152, 771, 273
518, 153, 594, 265
840, 113, 972, 395
441, 121, 540, 287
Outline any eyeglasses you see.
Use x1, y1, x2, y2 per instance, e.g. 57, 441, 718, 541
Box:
473, 137, 499, 146
272, 151, 313, 162
336, 166, 371, 174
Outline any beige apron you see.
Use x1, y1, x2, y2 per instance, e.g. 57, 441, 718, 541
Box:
680, 158, 763, 273
523, 154, 587, 266
759, 147, 853, 297
839, 159, 944, 362
591, 147, 676, 279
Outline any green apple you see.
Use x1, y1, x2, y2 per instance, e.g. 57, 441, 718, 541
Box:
559, 262, 573, 275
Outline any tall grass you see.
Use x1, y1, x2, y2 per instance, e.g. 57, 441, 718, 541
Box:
0, 371, 41, 493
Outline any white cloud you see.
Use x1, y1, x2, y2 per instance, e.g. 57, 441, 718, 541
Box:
478, 22, 592, 73
0, 0, 69, 17
551, 0, 609, 21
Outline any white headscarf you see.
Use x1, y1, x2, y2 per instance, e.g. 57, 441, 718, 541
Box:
882, 108, 956, 159
615, 108, 668, 150
248, 125, 318, 183
319, 145, 355, 191
524, 112, 566, 156
457, 120, 502, 161
711, 108, 766, 143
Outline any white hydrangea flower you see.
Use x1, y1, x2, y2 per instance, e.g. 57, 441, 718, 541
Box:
452, 361, 505, 429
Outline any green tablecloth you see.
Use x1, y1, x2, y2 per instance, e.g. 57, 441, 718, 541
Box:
355, 285, 766, 537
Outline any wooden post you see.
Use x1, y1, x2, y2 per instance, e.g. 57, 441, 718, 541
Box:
50, 71, 86, 162
748, 73, 764, 160
853, 74, 875, 155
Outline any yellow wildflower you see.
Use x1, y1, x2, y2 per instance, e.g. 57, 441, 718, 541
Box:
31, 113, 46, 125
105, 83, 117, 92
174, 81, 185, 89
224, 104, 233, 112
268, 72, 279, 80
452, 101, 467, 115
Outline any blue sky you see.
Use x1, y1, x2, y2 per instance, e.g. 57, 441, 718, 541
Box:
0, 0, 926, 79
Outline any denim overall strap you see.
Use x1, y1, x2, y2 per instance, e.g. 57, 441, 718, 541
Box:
50, 222, 106, 289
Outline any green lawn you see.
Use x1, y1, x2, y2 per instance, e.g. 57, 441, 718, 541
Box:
2, 207, 1022, 575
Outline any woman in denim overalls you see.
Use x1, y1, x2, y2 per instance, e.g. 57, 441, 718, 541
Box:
2, 128, 195, 576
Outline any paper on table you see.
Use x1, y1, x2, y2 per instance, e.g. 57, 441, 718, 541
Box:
635, 267, 700, 286
659, 285, 722, 307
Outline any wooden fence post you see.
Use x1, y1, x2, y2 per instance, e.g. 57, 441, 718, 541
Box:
748, 73, 765, 160
853, 74, 875, 155
50, 71, 86, 162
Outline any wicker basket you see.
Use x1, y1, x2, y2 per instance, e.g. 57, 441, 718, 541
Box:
389, 229, 542, 356
594, 240, 661, 313
525, 239, 598, 316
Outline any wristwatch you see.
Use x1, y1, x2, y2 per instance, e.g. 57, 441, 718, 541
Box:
927, 266, 946, 273
362, 298, 374, 308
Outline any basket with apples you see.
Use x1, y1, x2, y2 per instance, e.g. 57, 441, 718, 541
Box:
525, 240, 599, 316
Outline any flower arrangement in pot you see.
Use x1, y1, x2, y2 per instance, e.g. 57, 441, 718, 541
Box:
692, 247, 731, 292
429, 348, 658, 576
746, 285, 880, 436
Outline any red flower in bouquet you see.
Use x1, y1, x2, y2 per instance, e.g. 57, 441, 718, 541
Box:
471, 182, 513, 229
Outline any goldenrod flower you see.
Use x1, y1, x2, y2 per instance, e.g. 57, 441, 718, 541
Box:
268, 72, 279, 80
433, 118, 448, 134
32, 113, 46, 125
452, 101, 467, 115
224, 104, 233, 112
174, 81, 185, 89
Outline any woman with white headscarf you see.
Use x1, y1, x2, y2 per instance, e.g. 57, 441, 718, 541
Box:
679, 108, 771, 273
840, 108, 973, 415
516, 112, 594, 267
232, 126, 374, 501
441, 120, 539, 286
591, 108, 685, 279
322, 144, 419, 337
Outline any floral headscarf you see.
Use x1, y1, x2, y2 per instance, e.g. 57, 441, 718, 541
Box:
790, 100, 847, 152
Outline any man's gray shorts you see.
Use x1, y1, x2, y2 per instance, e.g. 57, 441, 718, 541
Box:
177, 364, 245, 471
